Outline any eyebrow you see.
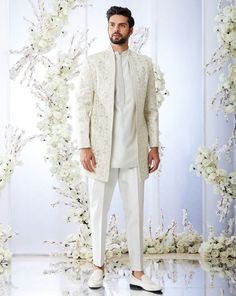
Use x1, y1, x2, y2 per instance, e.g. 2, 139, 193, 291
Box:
109, 21, 128, 25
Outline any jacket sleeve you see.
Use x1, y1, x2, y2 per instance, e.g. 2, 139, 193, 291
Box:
144, 59, 160, 148
76, 58, 94, 149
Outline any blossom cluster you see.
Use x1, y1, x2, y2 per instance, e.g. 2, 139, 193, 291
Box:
129, 27, 169, 109
10, 0, 92, 254
153, 64, 169, 108
192, 1, 236, 227
213, 63, 236, 115
206, 3, 236, 72
60, 233, 92, 262
28, 0, 87, 52
144, 210, 202, 255
0, 225, 13, 275
207, 2, 236, 122
199, 235, 236, 259
10, 0, 87, 83
46, 209, 203, 265
33, 37, 91, 247
129, 27, 149, 53
191, 146, 236, 220
45, 214, 127, 265
0, 155, 18, 191
214, 5, 236, 60
0, 248, 11, 276
0, 127, 34, 192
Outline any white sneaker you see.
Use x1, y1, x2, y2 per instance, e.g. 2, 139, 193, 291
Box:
130, 274, 163, 293
88, 269, 104, 289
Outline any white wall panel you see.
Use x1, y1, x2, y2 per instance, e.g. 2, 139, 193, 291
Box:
155, 0, 203, 233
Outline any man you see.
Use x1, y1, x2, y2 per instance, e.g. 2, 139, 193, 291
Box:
77, 6, 161, 292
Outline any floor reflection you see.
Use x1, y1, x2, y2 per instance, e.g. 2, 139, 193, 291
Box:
1, 254, 235, 296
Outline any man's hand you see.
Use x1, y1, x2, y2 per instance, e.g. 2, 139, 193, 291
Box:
80, 148, 96, 172
148, 147, 160, 173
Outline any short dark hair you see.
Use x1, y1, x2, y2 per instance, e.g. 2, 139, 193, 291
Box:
106, 6, 135, 28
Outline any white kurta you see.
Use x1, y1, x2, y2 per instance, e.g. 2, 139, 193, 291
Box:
110, 49, 138, 168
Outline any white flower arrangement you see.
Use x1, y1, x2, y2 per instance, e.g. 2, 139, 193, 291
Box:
60, 233, 92, 262
199, 219, 236, 260
129, 27, 149, 53
199, 235, 236, 259
45, 214, 127, 264
0, 224, 14, 276
0, 126, 35, 192
144, 209, 202, 255
210, 62, 236, 120
45, 209, 202, 266
206, 1, 236, 73
212, 63, 236, 116
10, 1, 93, 255
191, 146, 236, 220
153, 64, 169, 109
0, 247, 11, 276
204, 0, 236, 222
10, 0, 87, 83
193, 0, 236, 225
199, 227, 236, 290
32, 33, 93, 248
215, 5, 236, 58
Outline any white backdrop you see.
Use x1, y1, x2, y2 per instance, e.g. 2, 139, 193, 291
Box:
0, 0, 234, 254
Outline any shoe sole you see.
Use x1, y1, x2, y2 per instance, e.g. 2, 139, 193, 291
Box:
130, 284, 163, 294
130, 284, 143, 290
88, 286, 103, 289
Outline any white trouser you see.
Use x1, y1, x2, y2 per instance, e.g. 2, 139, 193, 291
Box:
89, 167, 144, 271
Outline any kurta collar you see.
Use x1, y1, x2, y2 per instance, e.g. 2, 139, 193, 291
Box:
107, 44, 132, 57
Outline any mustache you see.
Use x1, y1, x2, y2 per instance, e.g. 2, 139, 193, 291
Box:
112, 33, 122, 37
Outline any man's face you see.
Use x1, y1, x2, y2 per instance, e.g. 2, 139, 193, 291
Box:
108, 14, 133, 45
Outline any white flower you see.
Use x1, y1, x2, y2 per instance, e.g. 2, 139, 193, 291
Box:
146, 247, 156, 254
207, 172, 217, 183
228, 172, 236, 184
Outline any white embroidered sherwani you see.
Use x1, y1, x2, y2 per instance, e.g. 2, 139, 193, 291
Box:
76, 46, 159, 182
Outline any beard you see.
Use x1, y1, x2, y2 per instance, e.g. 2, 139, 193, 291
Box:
110, 33, 129, 44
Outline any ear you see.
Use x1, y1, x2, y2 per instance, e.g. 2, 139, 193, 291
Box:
129, 27, 134, 36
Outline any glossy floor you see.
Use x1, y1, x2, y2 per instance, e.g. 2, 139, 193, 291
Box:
1, 254, 235, 296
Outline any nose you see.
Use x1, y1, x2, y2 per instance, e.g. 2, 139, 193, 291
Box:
113, 24, 120, 32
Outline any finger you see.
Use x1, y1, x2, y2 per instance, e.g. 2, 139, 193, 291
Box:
149, 160, 158, 173
149, 165, 158, 173
82, 159, 93, 172
148, 154, 152, 166
91, 154, 96, 169
86, 159, 95, 172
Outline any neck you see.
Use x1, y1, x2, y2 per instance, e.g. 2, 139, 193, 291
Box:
110, 43, 129, 53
